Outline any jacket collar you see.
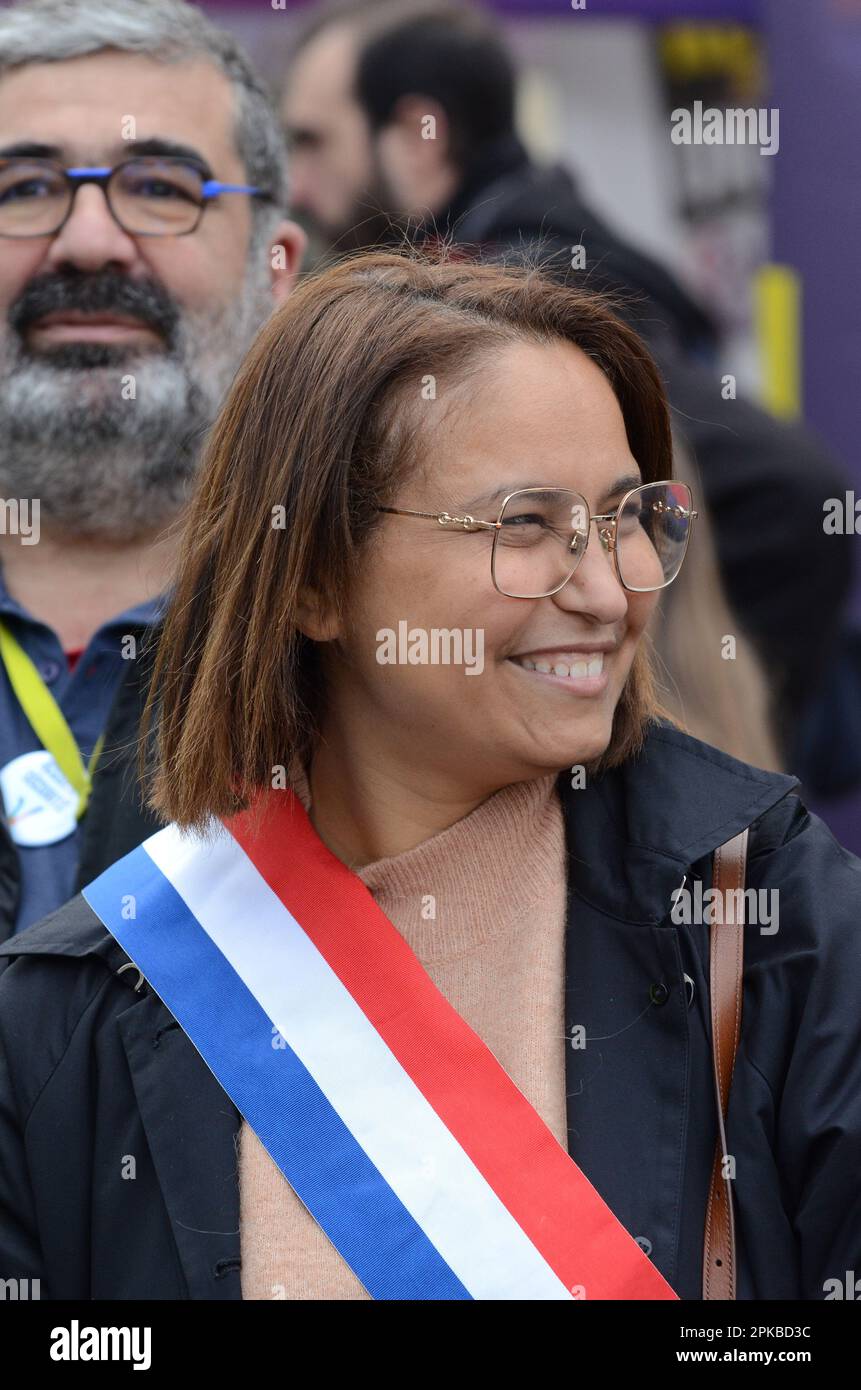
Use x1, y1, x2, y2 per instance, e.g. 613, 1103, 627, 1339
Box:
437, 131, 532, 234
0, 719, 799, 962
560, 718, 799, 925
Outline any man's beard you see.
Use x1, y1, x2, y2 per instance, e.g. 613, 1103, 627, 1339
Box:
299, 159, 410, 264
0, 256, 273, 540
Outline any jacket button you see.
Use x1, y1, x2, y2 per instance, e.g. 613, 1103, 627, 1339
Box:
649, 982, 670, 1006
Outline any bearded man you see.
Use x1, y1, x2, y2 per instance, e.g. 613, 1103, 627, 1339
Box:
0, 0, 304, 937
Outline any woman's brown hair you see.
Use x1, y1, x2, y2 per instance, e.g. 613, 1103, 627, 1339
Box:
141, 248, 681, 829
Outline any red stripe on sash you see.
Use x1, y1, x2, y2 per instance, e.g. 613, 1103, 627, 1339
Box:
227, 791, 678, 1300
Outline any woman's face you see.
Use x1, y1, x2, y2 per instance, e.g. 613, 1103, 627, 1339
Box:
319, 338, 662, 790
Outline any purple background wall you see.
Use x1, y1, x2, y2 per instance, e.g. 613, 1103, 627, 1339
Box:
767, 0, 861, 606
763, 0, 861, 847
212, 0, 762, 15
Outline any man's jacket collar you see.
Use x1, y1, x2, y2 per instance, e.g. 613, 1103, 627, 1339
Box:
439, 131, 532, 233
0, 718, 800, 963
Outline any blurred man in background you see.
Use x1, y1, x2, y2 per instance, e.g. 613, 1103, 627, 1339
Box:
0, 0, 305, 939
282, 0, 854, 789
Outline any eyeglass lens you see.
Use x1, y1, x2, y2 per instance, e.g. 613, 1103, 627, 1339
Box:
491, 482, 693, 598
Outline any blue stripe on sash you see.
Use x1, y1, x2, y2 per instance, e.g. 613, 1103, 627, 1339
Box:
83, 845, 471, 1301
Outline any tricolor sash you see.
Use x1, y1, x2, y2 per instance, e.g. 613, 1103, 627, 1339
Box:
82, 790, 678, 1301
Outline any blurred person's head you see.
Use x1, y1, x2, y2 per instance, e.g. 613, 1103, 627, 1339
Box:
0, 0, 305, 542
282, 0, 515, 253
651, 435, 783, 773
142, 250, 689, 830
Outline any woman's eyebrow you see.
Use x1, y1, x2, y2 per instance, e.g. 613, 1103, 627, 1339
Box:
598, 473, 643, 505
463, 482, 545, 510
463, 473, 644, 512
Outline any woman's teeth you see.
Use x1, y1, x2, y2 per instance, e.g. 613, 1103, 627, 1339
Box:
515, 653, 604, 678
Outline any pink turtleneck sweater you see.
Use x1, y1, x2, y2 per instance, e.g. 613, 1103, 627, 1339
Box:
238, 760, 569, 1299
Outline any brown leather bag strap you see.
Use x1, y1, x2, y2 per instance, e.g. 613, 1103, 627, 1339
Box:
702, 827, 749, 1300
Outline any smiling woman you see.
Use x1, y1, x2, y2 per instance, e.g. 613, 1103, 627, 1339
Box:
1, 248, 860, 1305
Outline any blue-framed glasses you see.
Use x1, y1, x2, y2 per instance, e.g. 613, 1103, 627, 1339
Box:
0, 156, 271, 238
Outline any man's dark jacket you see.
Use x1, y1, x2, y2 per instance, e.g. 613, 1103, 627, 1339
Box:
428, 135, 855, 771
1, 718, 859, 1301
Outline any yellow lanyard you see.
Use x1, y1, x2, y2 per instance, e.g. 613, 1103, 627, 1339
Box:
0, 620, 105, 819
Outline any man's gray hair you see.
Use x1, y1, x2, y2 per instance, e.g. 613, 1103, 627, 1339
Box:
0, 0, 289, 226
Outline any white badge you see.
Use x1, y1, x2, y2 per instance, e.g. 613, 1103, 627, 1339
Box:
0, 749, 79, 846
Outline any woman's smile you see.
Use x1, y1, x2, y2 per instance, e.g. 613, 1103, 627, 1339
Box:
506, 644, 615, 695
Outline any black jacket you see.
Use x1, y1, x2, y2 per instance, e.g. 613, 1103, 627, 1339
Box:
1, 719, 860, 1300
430, 136, 855, 767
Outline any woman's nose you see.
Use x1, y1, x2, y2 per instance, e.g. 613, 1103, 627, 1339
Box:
550, 527, 629, 621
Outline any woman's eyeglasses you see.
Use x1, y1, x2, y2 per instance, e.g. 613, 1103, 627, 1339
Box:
378, 480, 698, 599
0, 156, 271, 238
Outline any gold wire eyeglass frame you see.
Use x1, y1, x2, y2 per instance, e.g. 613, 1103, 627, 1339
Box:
377, 480, 698, 598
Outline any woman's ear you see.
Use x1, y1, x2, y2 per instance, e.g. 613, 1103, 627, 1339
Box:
296, 586, 342, 642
